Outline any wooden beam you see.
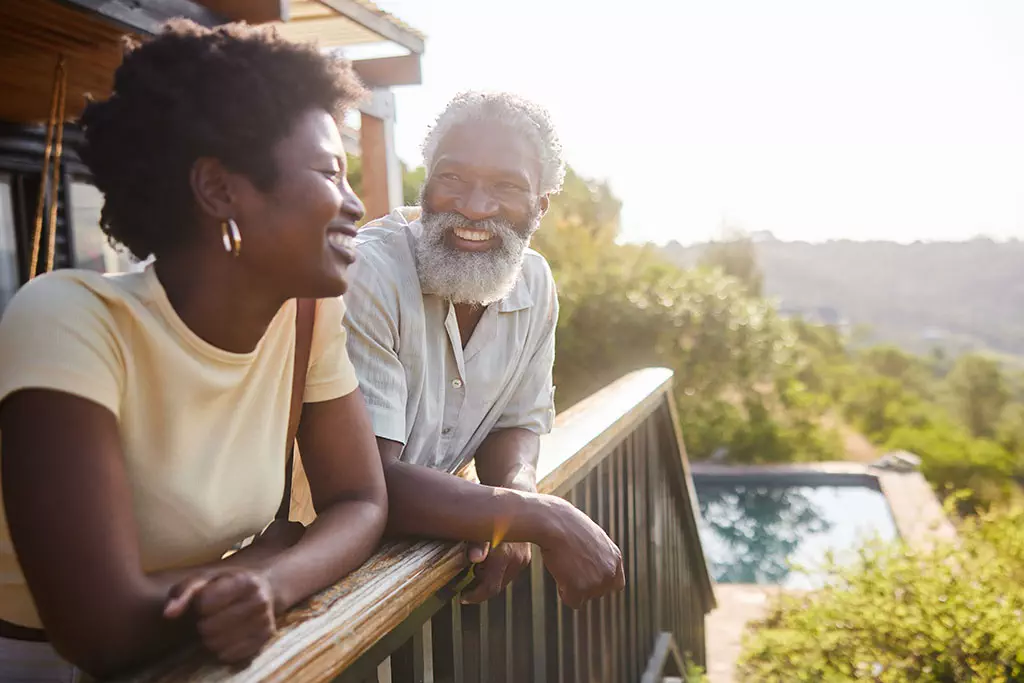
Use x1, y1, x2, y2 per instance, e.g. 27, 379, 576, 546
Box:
52, 0, 225, 35
359, 112, 389, 223
352, 54, 421, 88
317, 0, 424, 54
193, 0, 287, 23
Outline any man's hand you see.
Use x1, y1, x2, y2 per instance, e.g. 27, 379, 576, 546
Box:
460, 541, 533, 604
540, 500, 625, 609
164, 569, 277, 665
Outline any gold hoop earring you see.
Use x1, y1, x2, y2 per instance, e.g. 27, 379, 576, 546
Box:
221, 218, 242, 256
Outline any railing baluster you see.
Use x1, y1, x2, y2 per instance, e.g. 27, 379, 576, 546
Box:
459, 602, 481, 681
626, 431, 639, 681
564, 487, 581, 683
389, 639, 414, 682
583, 478, 594, 681
511, 568, 533, 681
420, 619, 434, 683
607, 452, 619, 682
549, 564, 565, 683
530, 547, 549, 683
481, 594, 496, 682
639, 425, 652, 663
452, 599, 465, 683
616, 445, 629, 683
595, 460, 610, 682
431, 603, 455, 683
377, 657, 392, 683
504, 589, 514, 682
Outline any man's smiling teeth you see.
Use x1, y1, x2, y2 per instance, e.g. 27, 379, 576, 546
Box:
328, 232, 354, 250
453, 227, 493, 242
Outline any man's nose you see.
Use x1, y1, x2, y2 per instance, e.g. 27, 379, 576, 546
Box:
456, 184, 499, 222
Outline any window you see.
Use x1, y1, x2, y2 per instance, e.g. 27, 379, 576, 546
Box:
0, 174, 19, 314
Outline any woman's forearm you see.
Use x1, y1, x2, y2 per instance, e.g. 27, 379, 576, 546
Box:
261, 496, 388, 613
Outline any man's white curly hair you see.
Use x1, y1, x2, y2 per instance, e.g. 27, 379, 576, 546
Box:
421, 91, 566, 196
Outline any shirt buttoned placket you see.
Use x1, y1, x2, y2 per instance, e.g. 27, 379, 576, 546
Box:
440, 301, 467, 470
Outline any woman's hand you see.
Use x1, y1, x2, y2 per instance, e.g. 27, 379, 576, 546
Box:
165, 569, 277, 665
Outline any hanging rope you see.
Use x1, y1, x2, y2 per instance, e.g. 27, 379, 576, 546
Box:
29, 56, 68, 278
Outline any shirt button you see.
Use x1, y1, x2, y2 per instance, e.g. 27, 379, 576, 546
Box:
452, 378, 463, 389
442, 427, 452, 435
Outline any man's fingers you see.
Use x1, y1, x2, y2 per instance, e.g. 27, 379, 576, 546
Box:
460, 557, 506, 604
557, 584, 583, 610
467, 541, 490, 564
164, 577, 209, 618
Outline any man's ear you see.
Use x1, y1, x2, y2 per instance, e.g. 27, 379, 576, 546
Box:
190, 157, 236, 221
539, 194, 550, 216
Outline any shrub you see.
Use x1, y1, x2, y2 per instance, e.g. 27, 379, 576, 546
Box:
738, 506, 1024, 682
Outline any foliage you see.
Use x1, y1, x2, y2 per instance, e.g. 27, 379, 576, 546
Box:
698, 229, 764, 296
663, 236, 1024, 358
345, 153, 425, 218
538, 167, 842, 464
683, 656, 710, 682
945, 353, 1010, 439
738, 506, 1024, 682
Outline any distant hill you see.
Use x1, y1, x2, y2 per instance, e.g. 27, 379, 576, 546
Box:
661, 237, 1024, 357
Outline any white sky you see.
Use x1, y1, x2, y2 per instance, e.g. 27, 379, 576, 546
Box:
371, 0, 1024, 245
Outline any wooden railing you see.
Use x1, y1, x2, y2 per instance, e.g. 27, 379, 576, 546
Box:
123, 368, 715, 683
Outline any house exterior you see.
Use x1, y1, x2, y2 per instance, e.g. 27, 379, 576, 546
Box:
0, 0, 424, 311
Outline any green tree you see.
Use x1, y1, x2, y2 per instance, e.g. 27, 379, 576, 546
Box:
698, 228, 764, 296
946, 354, 1009, 438
346, 153, 425, 212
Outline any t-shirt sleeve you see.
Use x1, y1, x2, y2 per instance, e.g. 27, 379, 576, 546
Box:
343, 254, 408, 444
304, 295, 359, 403
0, 274, 125, 417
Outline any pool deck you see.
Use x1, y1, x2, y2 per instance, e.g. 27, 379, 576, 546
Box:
694, 461, 955, 683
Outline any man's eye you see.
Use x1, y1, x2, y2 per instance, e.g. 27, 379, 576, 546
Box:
496, 182, 523, 191
319, 170, 344, 184
438, 172, 461, 182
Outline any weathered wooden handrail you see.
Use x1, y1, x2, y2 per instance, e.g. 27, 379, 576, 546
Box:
120, 368, 715, 683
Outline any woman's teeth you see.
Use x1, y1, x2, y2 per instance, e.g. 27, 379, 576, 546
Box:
453, 227, 494, 242
328, 232, 355, 251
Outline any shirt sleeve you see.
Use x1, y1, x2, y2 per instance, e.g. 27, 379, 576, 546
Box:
304, 296, 359, 403
0, 274, 125, 417
494, 275, 559, 436
343, 254, 408, 444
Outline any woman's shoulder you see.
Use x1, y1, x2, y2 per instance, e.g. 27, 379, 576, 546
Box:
2, 268, 147, 328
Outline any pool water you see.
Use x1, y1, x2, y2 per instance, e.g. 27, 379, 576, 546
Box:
693, 479, 899, 588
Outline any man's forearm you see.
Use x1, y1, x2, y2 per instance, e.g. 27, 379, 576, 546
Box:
474, 428, 540, 493
382, 457, 560, 547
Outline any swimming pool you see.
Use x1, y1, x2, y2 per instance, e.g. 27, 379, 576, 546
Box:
692, 468, 900, 589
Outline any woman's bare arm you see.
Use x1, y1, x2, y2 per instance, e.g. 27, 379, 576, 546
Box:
1, 388, 387, 677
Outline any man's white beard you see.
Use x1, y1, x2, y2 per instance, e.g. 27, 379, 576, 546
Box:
415, 209, 540, 305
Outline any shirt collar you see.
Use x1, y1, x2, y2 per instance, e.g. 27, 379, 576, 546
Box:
498, 274, 533, 312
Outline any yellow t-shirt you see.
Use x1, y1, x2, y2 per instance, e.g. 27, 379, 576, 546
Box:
0, 267, 358, 627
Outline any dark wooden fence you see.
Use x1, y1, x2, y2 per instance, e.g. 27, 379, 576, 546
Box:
124, 368, 715, 683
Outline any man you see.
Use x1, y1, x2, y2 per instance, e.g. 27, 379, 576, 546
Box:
344, 92, 623, 607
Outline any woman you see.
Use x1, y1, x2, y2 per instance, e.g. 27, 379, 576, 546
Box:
0, 20, 386, 681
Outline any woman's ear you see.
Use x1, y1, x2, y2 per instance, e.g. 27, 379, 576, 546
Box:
190, 157, 236, 220
539, 194, 550, 217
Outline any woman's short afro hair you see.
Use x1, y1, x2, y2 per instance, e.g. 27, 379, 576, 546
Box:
80, 19, 366, 260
